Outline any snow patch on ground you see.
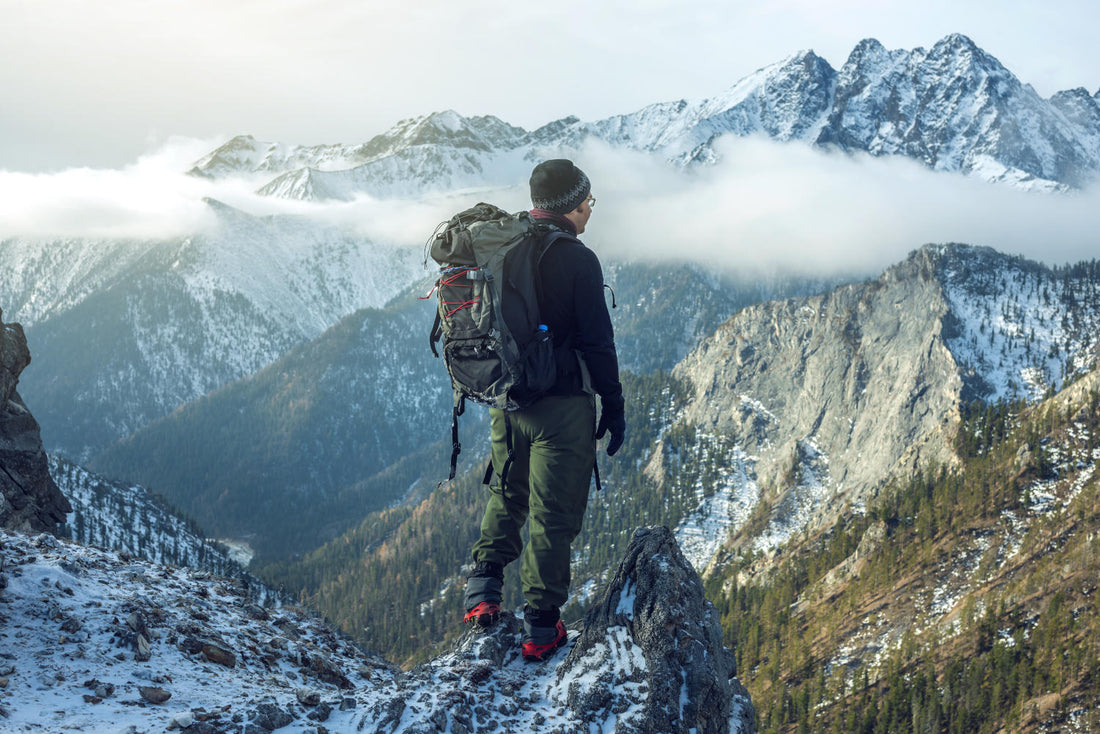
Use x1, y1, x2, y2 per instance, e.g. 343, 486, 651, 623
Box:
754, 439, 832, 554
674, 445, 760, 571
941, 251, 1100, 402
0, 530, 387, 733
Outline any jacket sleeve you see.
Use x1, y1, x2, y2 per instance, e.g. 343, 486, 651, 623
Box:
572, 248, 624, 411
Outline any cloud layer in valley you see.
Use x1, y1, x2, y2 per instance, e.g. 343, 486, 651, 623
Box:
579, 137, 1100, 275
2, 136, 1097, 279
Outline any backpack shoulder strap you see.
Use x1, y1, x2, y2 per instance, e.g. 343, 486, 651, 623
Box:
534, 229, 575, 267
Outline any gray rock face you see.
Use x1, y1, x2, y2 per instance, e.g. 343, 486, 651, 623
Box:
558, 526, 755, 734
665, 243, 1100, 558
670, 246, 964, 548
0, 311, 70, 533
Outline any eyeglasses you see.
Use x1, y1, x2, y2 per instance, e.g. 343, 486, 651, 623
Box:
586, 194, 596, 209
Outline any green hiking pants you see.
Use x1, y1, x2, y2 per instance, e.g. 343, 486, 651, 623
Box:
472, 394, 596, 610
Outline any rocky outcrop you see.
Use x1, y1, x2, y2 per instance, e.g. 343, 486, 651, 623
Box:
1, 525, 753, 733
358, 526, 755, 734
665, 243, 1100, 558
0, 310, 70, 532
559, 526, 755, 733
668, 246, 965, 549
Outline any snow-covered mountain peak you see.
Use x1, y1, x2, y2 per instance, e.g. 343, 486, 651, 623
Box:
185, 34, 1100, 199
189, 136, 375, 181
362, 109, 527, 154
837, 36, 915, 83
928, 32, 996, 65
187, 134, 271, 178
922, 32, 1018, 92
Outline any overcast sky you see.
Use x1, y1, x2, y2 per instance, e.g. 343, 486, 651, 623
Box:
2, 0, 1098, 272
2, 0, 1098, 172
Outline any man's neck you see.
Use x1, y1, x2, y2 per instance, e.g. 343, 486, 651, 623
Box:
529, 208, 577, 235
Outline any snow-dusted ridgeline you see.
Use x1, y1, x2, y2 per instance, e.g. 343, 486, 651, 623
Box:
50, 455, 254, 582
191, 34, 1100, 200
938, 246, 1100, 402
2, 203, 426, 460
660, 245, 1100, 572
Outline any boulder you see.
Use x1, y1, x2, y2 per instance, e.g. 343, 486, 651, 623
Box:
557, 526, 755, 733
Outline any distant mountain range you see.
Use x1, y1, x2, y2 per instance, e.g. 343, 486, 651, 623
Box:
193, 34, 1100, 196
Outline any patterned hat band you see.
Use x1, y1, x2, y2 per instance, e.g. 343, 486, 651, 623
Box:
530, 166, 591, 214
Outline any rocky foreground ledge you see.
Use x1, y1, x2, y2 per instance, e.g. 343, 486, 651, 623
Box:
0, 526, 753, 733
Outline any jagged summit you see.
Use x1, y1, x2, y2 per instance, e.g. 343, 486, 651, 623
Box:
190, 33, 1100, 199
0, 526, 754, 732
561, 526, 754, 733
369, 110, 528, 153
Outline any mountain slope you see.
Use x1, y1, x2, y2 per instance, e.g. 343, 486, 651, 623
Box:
51, 454, 257, 580
90, 265, 834, 560
708, 363, 1100, 732
2, 202, 423, 460
89, 291, 454, 558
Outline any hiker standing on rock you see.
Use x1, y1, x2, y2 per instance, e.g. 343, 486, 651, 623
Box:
462, 160, 625, 661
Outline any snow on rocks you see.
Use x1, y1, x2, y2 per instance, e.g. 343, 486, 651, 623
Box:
558, 526, 755, 734
0, 529, 390, 733
674, 443, 760, 572
1, 526, 755, 733
939, 244, 1100, 403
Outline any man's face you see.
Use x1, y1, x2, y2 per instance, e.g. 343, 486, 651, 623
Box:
568, 194, 595, 234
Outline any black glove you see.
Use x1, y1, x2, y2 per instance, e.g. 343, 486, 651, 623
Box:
595, 399, 625, 457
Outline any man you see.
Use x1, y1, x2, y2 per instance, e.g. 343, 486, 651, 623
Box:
462, 159, 626, 662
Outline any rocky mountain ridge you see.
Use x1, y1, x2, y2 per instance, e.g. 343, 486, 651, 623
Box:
663, 244, 1100, 558
194, 34, 1100, 197
0, 526, 754, 733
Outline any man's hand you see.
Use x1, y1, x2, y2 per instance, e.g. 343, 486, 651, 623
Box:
596, 402, 625, 456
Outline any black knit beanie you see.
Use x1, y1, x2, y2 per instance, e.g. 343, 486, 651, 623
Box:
529, 159, 591, 214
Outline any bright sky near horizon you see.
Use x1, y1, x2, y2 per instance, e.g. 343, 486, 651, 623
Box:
1, 0, 1097, 172
2, 0, 1098, 272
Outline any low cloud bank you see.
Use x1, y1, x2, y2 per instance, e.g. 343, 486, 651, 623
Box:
579, 137, 1100, 275
3, 136, 1098, 277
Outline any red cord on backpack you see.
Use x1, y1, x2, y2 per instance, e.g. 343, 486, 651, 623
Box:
444, 298, 481, 317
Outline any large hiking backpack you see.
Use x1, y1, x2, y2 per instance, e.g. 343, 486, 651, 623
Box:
425, 202, 572, 482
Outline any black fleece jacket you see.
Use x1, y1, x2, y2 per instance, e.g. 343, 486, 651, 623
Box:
531, 211, 624, 414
